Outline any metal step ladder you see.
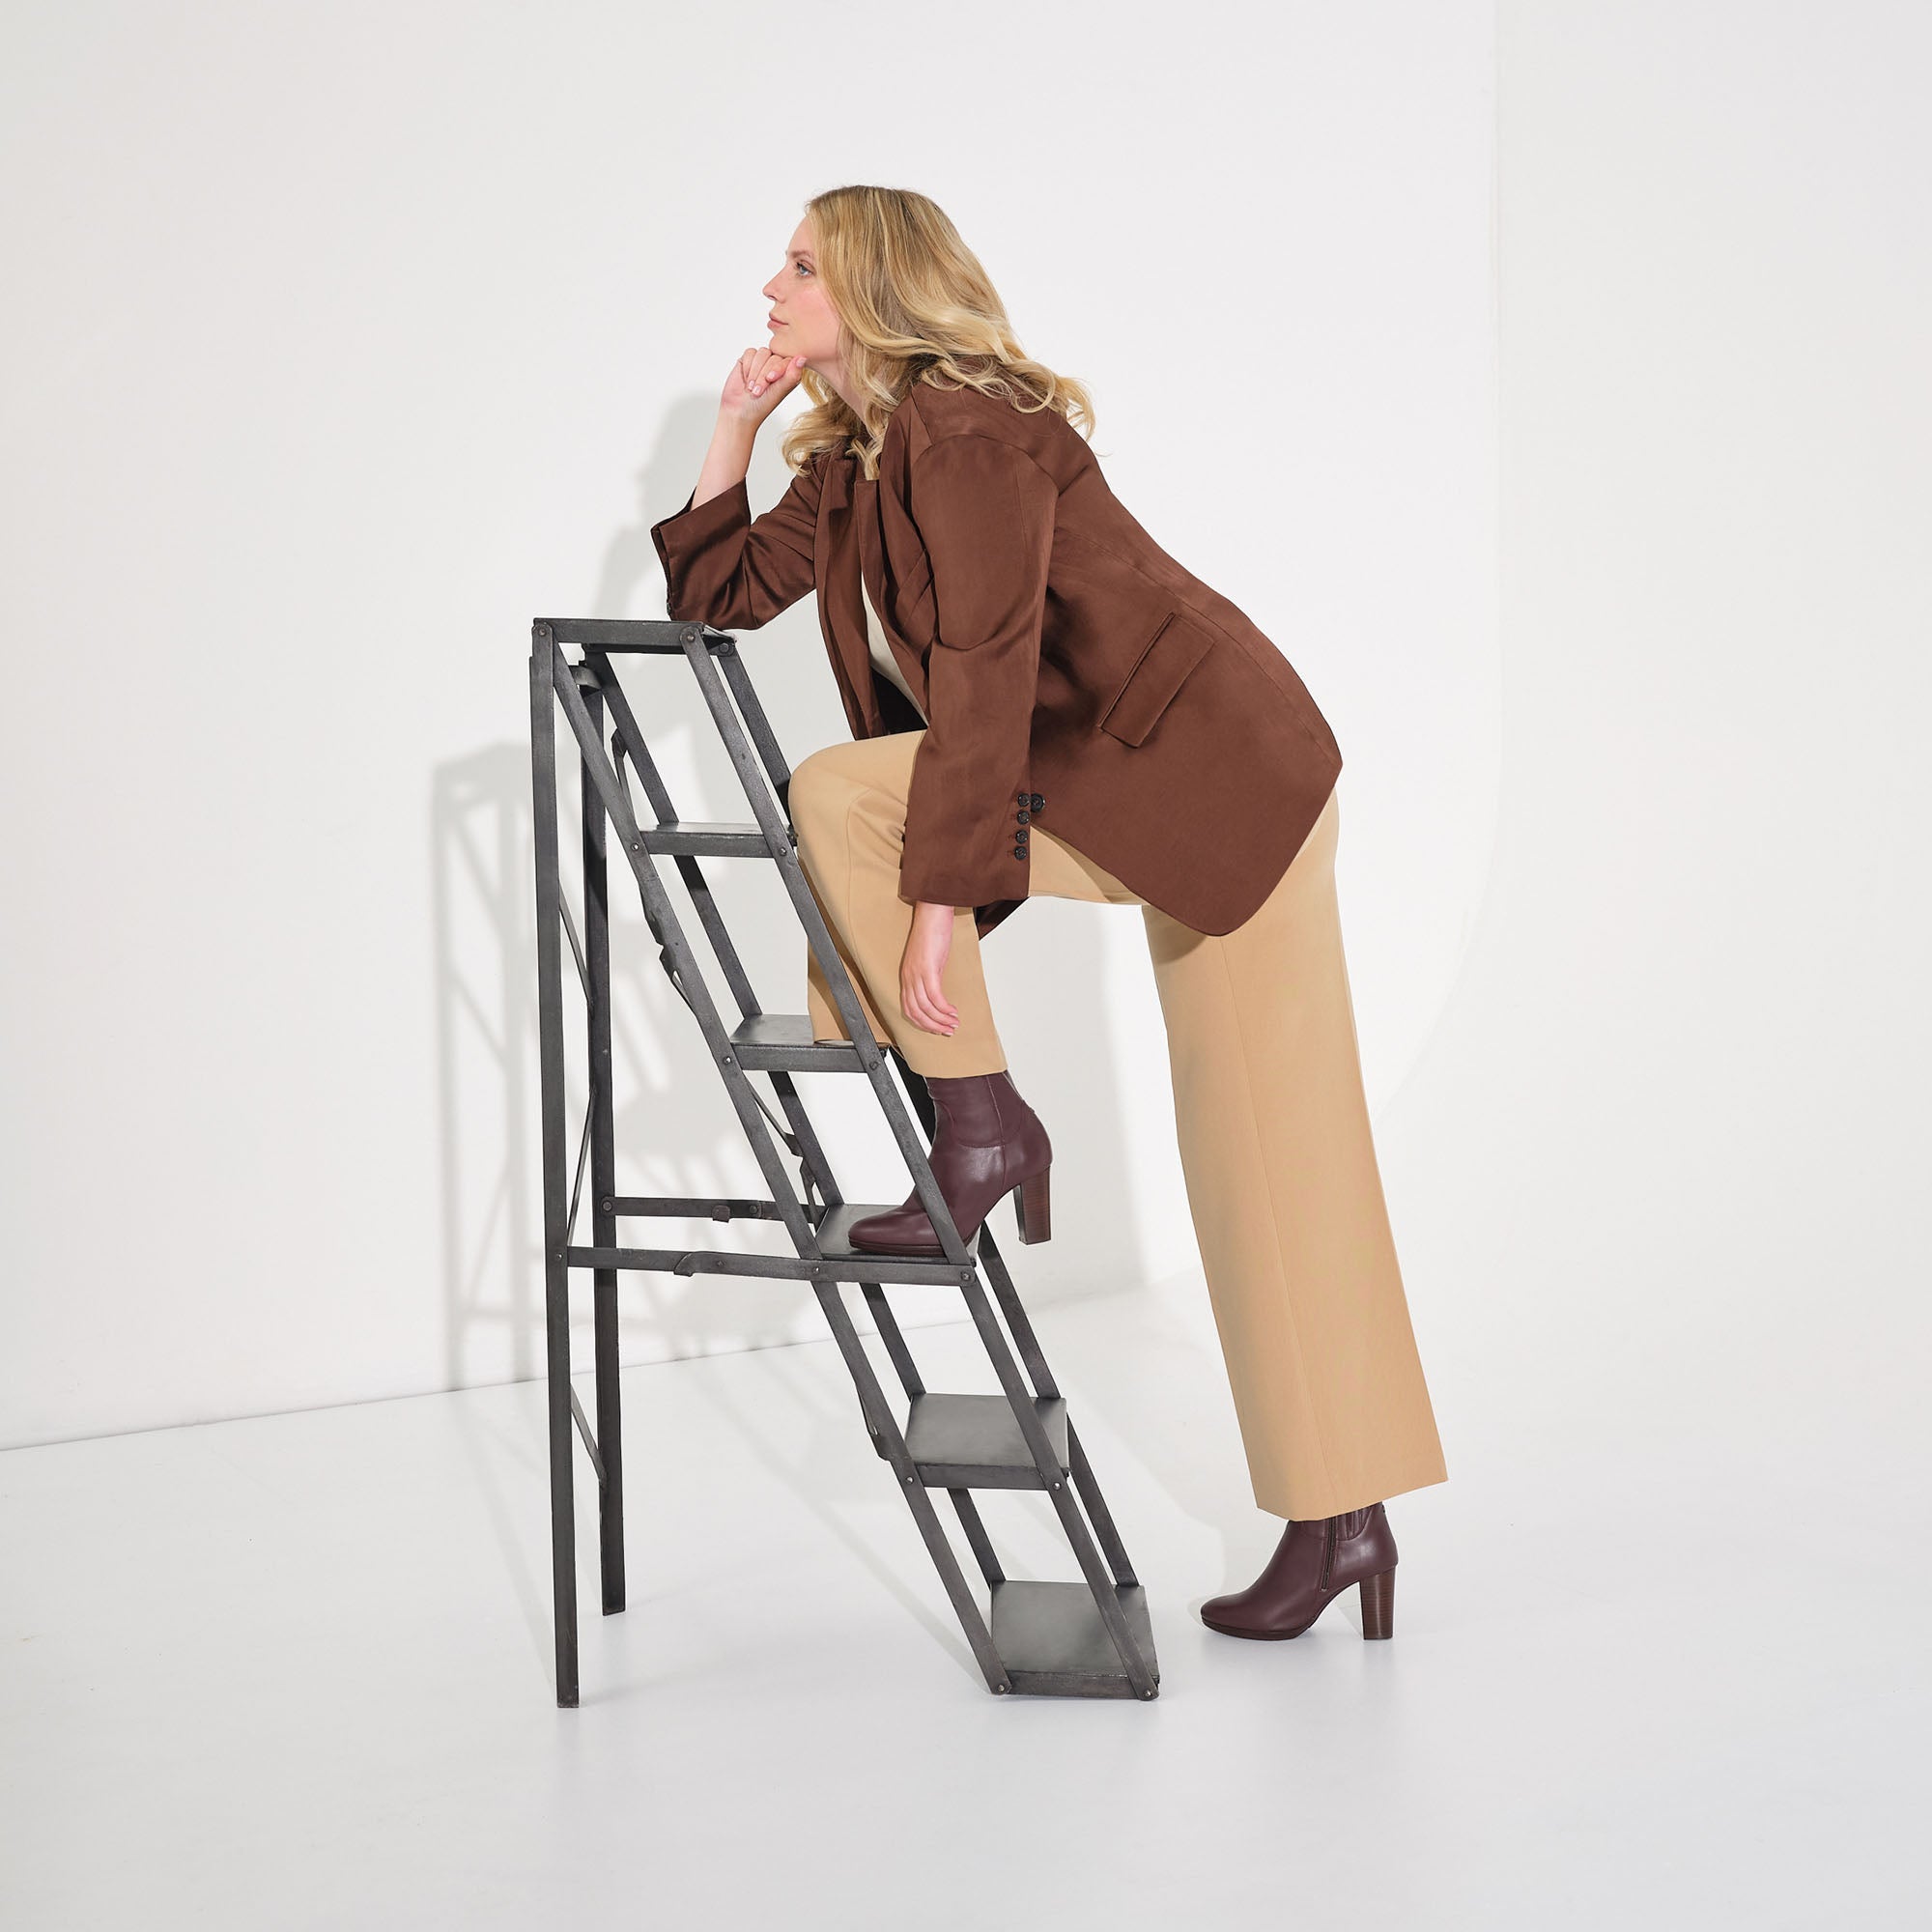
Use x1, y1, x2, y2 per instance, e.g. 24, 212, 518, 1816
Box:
528, 616, 1159, 1708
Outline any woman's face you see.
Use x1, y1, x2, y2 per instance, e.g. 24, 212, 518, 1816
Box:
762, 217, 842, 369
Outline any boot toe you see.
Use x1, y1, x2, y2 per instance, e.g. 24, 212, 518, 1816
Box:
1199, 1598, 1293, 1640
847, 1207, 941, 1254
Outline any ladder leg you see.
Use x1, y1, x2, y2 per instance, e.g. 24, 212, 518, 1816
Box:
581, 685, 625, 1616
531, 632, 579, 1707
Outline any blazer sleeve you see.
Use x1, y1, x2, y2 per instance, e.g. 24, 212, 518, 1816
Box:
649, 453, 824, 629
898, 433, 1057, 909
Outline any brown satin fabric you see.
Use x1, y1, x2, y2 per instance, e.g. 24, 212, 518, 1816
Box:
650, 382, 1344, 938
786, 729, 1448, 1520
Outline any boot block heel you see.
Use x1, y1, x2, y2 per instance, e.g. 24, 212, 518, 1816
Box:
1358, 1567, 1395, 1640
1012, 1165, 1052, 1244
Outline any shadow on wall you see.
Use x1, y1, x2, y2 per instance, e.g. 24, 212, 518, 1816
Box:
427, 393, 1153, 1394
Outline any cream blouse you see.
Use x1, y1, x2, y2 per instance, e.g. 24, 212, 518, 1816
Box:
861, 574, 926, 723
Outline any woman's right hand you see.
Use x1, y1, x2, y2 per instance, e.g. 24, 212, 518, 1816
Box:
720, 349, 808, 430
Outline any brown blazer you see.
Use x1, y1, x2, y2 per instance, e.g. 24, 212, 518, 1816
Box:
650, 381, 1343, 940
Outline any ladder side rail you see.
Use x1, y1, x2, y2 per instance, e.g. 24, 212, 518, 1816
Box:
668, 628, 883, 1050
587, 668, 845, 1252
710, 632, 801, 810
548, 859, 602, 1247
856, 1279, 1018, 1605
576, 655, 680, 822
808, 1279, 1013, 1696
971, 1211, 1150, 1626
588, 648, 884, 1090
577, 655, 845, 1253
1063, 1422, 1140, 1590
673, 635, 983, 1272
859, 1283, 926, 1398
971, 1224, 1063, 1401
583, 653, 768, 1026
763, 1068, 848, 1210
529, 629, 582, 1709
889, 1046, 940, 1139
580, 684, 627, 1618
543, 634, 818, 1257
682, 655, 1140, 1635
953, 1274, 1159, 1698
659, 638, 863, 1218
704, 1059, 845, 1229
970, 1226, 1138, 1586
822, 1282, 920, 1461
947, 1490, 1007, 1586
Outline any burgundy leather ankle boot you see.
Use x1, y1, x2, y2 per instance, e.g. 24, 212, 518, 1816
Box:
848, 1069, 1052, 1255
1199, 1503, 1398, 1640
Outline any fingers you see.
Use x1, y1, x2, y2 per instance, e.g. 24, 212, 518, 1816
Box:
900, 963, 958, 1037
749, 353, 807, 400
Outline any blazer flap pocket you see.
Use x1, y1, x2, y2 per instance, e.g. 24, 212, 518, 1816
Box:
1098, 608, 1216, 746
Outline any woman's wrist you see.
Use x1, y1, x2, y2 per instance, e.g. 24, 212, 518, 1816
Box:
690, 417, 757, 511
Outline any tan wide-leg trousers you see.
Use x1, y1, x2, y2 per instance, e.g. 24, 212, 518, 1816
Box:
788, 729, 1447, 1520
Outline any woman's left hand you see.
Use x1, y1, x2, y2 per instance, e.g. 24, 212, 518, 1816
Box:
899, 902, 961, 1036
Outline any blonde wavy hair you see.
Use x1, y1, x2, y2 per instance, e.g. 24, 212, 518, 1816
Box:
778, 185, 1096, 482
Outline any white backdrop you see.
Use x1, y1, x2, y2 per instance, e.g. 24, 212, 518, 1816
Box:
1439, 0, 1931, 1494
5, 5, 1928, 1915
0, 2, 1497, 1447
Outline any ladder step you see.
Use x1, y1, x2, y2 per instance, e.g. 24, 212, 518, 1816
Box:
811, 1203, 981, 1268
641, 820, 787, 856
898, 1392, 1070, 1488
990, 1581, 1159, 1698
728, 1011, 867, 1071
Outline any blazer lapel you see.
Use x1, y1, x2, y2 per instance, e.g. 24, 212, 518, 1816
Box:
812, 449, 878, 735
815, 397, 941, 735
856, 478, 933, 719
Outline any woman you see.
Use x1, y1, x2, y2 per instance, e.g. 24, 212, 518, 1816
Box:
651, 185, 1446, 1643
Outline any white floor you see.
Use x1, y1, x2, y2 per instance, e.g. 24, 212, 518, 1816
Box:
3, 1266, 1923, 1929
